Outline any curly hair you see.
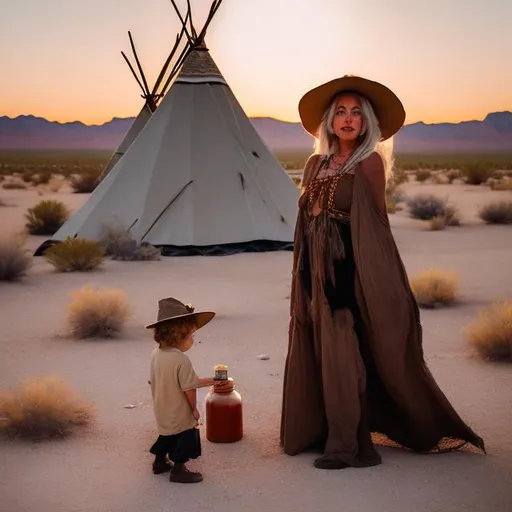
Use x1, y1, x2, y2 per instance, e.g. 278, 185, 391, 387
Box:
153, 317, 197, 348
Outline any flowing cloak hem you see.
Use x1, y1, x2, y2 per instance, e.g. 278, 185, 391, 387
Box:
280, 154, 486, 457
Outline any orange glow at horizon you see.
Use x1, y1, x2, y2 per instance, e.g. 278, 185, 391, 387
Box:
1, 0, 510, 127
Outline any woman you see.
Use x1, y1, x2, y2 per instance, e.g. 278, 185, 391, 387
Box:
280, 75, 485, 470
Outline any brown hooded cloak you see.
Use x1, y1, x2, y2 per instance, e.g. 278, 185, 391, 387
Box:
280, 153, 485, 467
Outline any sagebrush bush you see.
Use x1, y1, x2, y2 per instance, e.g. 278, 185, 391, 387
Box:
0, 374, 93, 440
0, 232, 32, 281
428, 206, 461, 230
386, 196, 398, 214
389, 167, 408, 186
47, 177, 64, 193
25, 199, 70, 235
432, 172, 449, 185
446, 169, 461, 183
30, 172, 52, 186
489, 177, 512, 191
478, 201, 512, 225
70, 171, 100, 193
461, 165, 493, 185
410, 269, 459, 308
466, 302, 512, 362
443, 205, 461, 227
67, 285, 132, 338
415, 169, 431, 183
429, 216, 447, 231
99, 224, 161, 261
407, 194, 445, 220
2, 181, 27, 190
44, 237, 105, 272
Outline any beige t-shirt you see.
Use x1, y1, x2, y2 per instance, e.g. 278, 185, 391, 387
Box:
149, 347, 198, 436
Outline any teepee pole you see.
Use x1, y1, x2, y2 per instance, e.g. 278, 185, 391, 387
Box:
168, 0, 194, 46
186, 0, 198, 40
121, 50, 149, 98
128, 31, 152, 99
159, 44, 190, 96
197, 0, 223, 44
152, 7, 191, 96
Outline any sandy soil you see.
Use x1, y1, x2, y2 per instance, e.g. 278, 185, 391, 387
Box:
1, 180, 511, 512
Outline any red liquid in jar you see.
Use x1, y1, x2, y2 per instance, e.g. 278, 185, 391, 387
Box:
205, 380, 243, 443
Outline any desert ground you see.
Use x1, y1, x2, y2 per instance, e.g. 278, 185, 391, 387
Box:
1, 176, 511, 512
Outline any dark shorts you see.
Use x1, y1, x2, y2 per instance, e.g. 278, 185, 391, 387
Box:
149, 427, 202, 463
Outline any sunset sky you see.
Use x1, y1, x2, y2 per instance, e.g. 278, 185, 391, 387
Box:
1, 0, 511, 127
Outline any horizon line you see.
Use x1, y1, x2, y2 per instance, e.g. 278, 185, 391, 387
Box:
2, 110, 511, 129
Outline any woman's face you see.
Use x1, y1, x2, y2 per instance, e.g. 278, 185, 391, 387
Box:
331, 94, 363, 143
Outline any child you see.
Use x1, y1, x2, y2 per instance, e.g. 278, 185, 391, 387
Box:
146, 297, 228, 484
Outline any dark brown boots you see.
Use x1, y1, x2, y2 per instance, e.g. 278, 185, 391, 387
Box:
153, 456, 203, 483
169, 463, 203, 483
152, 456, 172, 474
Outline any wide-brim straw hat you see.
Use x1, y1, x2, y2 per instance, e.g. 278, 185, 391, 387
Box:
145, 297, 215, 330
298, 75, 406, 141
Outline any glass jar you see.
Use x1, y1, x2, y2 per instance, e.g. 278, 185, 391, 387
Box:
205, 378, 243, 443
213, 364, 228, 381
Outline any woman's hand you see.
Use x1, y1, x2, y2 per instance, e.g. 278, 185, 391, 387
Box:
192, 408, 200, 422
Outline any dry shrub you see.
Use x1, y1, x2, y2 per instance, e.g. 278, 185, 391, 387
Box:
2, 180, 27, 190
428, 206, 461, 230
407, 193, 445, 220
423, 202, 461, 230
99, 224, 161, 261
415, 169, 431, 183
410, 269, 459, 308
478, 200, 512, 225
460, 165, 494, 185
0, 374, 94, 440
386, 196, 398, 214
489, 177, 512, 191
466, 302, 512, 362
47, 177, 64, 193
70, 171, 100, 193
429, 216, 447, 231
0, 232, 32, 281
30, 172, 52, 186
446, 169, 461, 183
433, 172, 449, 185
25, 199, 70, 235
44, 237, 105, 272
389, 167, 408, 186
67, 285, 132, 339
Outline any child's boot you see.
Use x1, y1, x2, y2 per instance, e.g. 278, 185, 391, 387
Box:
169, 463, 203, 483
152, 455, 172, 474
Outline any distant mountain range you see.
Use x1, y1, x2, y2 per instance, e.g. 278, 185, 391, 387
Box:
1, 111, 511, 153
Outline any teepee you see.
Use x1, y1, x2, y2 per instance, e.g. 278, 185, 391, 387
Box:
36, 0, 299, 256
98, 12, 192, 182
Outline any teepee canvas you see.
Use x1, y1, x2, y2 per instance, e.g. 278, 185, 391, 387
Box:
98, 104, 153, 181
36, 1, 299, 256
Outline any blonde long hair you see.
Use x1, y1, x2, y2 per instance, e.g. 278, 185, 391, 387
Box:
313, 92, 393, 178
